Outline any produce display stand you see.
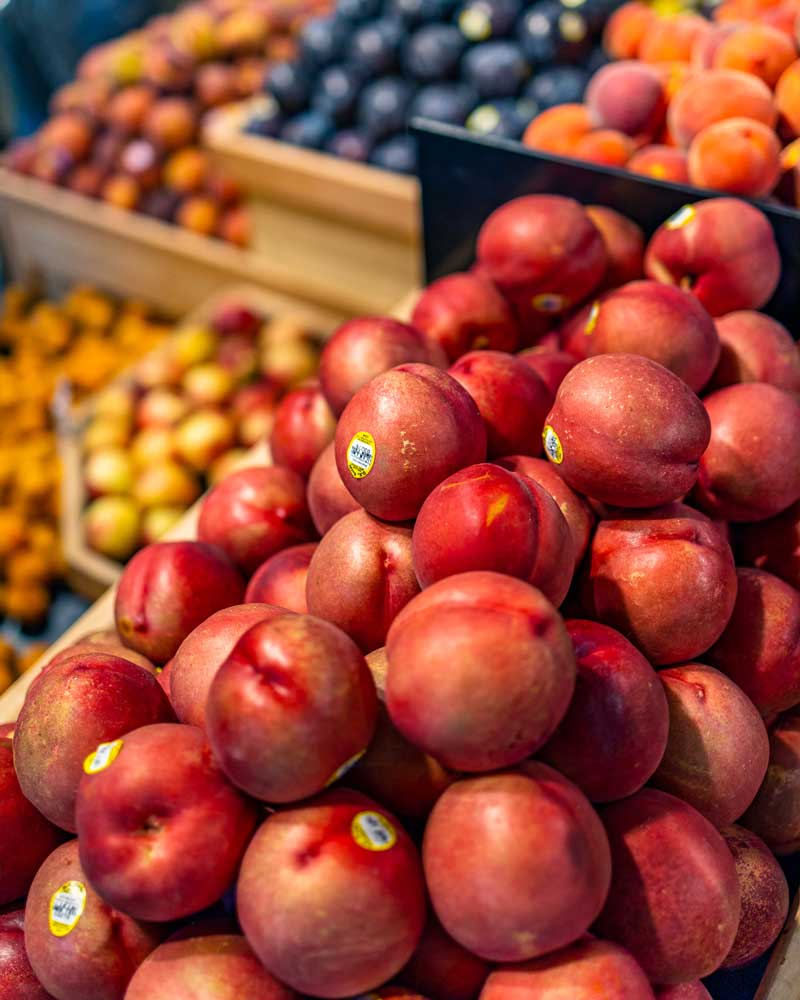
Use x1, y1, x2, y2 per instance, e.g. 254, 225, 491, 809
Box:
0, 165, 414, 319
58, 283, 332, 599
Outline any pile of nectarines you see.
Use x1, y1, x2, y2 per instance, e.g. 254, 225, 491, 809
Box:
4, 191, 800, 1000
523, 0, 800, 206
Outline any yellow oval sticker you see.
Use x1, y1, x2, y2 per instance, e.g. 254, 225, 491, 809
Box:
351, 811, 397, 852
83, 739, 123, 776
543, 425, 564, 465
584, 300, 600, 335
665, 205, 696, 230
532, 293, 570, 314
347, 432, 376, 480
325, 749, 367, 787
49, 881, 86, 937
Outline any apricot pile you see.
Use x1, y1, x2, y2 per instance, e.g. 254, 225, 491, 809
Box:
4, 191, 800, 1000
523, 0, 800, 206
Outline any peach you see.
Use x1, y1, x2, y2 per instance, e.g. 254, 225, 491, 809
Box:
207, 615, 377, 801
196, 62, 239, 108
169, 603, 286, 730
586, 61, 667, 142
174, 409, 235, 471
176, 195, 220, 236
574, 129, 635, 168
386, 572, 575, 771
714, 23, 796, 87
742, 709, 800, 853
449, 350, 553, 457
585, 205, 645, 289
46, 629, 155, 675
245, 543, 316, 613
655, 987, 712, 1000
477, 195, 607, 318
584, 503, 737, 665
136, 387, 187, 426
480, 937, 655, 1000
777, 59, 800, 137
738, 498, 800, 590
411, 273, 519, 362
269, 383, 336, 478
162, 147, 207, 193
652, 663, 769, 826
543, 354, 710, 507
13, 654, 174, 832
516, 347, 577, 395
77, 723, 257, 922
183, 363, 234, 407
350, 704, 452, 821
688, 118, 781, 197
198, 466, 315, 575
306, 511, 419, 653
307, 442, 361, 535
707, 568, 800, 716
334, 364, 486, 521
628, 144, 690, 183
66, 163, 106, 198
695, 384, 800, 521
24, 841, 162, 1000
132, 459, 200, 510
0, 909, 52, 1000
668, 70, 776, 149
412, 464, 573, 605
400, 916, 489, 1000
720, 824, 790, 968
320, 317, 447, 414
560, 281, 720, 391
522, 104, 596, 158
0, 738, 63, 905
495, 454, 594, 566
596, 789, 741, 983
39, 113, 93, 160
124, 932, 295, 1000
540, 620, 668, 802
101, 173, 140, 210
115, 541, 244, 665
424, 763, 610, 962
82, 496, 140, 562
645, 198, 781, 316
237, 789, 426, 996
709, 311, 800, 393
218, 206, 251, 247
105, 84, 155, 134
638, 14, 711, 64
142, 97, 197, 151
602, 2, 657, 60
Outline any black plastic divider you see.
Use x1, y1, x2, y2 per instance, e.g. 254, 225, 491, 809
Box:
411, 120, 800, 333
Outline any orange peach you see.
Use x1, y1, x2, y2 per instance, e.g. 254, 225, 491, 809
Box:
628, 144, 690, 182
100, 173, 140, 210
776, 59, 800, 137
586, 61, 667, 142
602, 1, 657, 60
668, 70, 776, 149
105, 84, 156, 134
713, 23, 796, 87
163, 146, 207, 193
573, 128, 635, 167
688, 117, 781, 197
176, 195, 220, 236
639, 13, 710, 64
522, 104, 596, 157
142, 97, 197, 151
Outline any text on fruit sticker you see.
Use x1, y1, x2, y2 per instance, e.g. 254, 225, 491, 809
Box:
83, 739, 123, 775
665, 205, 696, 230
49, 881, 87, 937
347, 432, 376, 480
584, 300, 600, 335
543, 425, 564, 465
351, 811, 397, 852
532, 293, 569, 314
325, 749, 367, 787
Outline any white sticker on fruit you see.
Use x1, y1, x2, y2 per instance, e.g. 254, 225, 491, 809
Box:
665, 205, 696, 230
325, 749, 367, 787
49, 881, 86, 937
347, 432, 376, 480
543, 425, 564, 465
351, 811, 397, 852
531, 293, 569, 314
83, 739, 123, 775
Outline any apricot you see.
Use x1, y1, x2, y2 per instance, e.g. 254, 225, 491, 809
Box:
628, 143, 690, 182
585, 204, 645, 289
645, 197, 781, 315
521, 104, 596, 157
541, 620, 668, 802
105, 84, 155, 134
400, 915, 489, 1000
176, 195, 220, 236
742, 708, 800, 853
218, 205, 251, 247
320, 317, 446, 415
543, 354, 710, 507
449, 350, 552, 457
720, 824, 790, 968
198, 465, 315, 575
480, 937, 655, 1000
100, 173, 140, 210
574, 128, 636, 167
638, 13, 711, 64
602, 2, 657, 60
776, 59, 800, 137
269, 383, 336, 478
714, 23, 796, 87
142, 97, 197, 150
423, 763, 611, 962
738, 499, 800, 590
334, 363, 486, 521
411, 273, 519, 362
162, 147, 207, 193
707, 568, 800, 716
584, 503, 737, 665
668, 70, 776, 149
560, 280, 720, 391
307, 441, 361, 535
39, 113, 93, 160
386, 572, 575, 771
596, 789, 741, 983
245, 543, 316, 613
586, 61, 666, 142
688, 117, 781, 197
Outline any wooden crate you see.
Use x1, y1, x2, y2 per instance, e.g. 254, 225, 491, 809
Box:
0, 165, 417, 318
59, 283, 333, 597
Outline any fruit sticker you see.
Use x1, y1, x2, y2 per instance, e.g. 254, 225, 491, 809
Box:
543, 425, 564, 465
48, 881, 86, 937
83, 739, 123, 775
532, 293, 569, 314
347, 432, 376, 480
325, 749, 367, 787
584, 301, 601, 335
351, 811, 397, 852
665, 205, 696, 230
